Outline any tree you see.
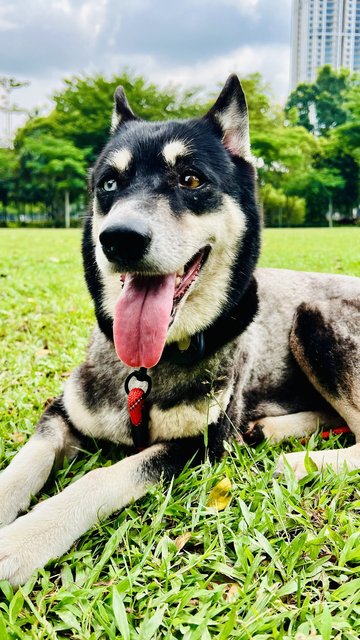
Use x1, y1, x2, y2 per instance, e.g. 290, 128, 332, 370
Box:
0, 148, 17, 223
260, 183, 306, 227
286, 65, 354, 135
35, 73, 205, 163
286, 66, 360, 221
18, 135, 88, 226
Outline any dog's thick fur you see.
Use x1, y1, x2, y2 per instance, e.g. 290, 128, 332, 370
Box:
1, 75, 360, 586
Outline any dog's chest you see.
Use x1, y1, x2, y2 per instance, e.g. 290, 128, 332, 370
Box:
149, 385, 232, 442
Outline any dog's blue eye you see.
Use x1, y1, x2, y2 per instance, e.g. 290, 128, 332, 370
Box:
103, 179, 117, 192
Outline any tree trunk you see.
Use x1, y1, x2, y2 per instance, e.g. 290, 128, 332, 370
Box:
328, 198, 333, 228
65, 190, 70, 229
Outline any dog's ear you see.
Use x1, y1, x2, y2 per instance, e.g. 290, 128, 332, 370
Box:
110, 86, 138, 134
205, 74, 251, 161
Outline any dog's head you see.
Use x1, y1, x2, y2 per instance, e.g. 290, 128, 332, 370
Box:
84, 74, 260, 368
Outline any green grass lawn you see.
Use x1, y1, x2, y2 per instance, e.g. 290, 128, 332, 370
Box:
0, 227, 360, 639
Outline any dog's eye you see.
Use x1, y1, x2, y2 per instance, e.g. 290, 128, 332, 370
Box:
179, 172, 204, 189
103, 179, 117, 192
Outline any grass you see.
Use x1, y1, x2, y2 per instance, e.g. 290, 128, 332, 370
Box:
0, 227, 360, 639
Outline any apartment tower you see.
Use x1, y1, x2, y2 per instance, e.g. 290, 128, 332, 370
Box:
291, 0, 360, 89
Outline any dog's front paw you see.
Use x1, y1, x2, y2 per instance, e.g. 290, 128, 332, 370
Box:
0, 507, 67, 587
0, 517, 47, 586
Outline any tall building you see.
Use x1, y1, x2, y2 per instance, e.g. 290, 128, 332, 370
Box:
291, 0, 360, 89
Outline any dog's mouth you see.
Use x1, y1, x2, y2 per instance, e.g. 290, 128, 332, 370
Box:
113, 246, 210, 369
173, 246, 210, 312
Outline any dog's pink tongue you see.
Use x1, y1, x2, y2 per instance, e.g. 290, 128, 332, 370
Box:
113, 273, 176, 368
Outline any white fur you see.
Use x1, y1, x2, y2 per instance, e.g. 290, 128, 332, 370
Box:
92, 199, 104, 243
166, 195, 247, 343
150, 386, 232, 442
216, 99, 254, 163
110, 110, 120, 134
0, 447, 162, 586
0, 424, 68, 528
63, 374, 133, 446
93, 194, 247, 345
275, 444, 360, 480
162, 140, 191, 166
250, 411, 343, 444
109, 148, 132, 173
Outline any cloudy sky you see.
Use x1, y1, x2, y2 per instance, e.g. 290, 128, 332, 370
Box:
0, 0, 292, 142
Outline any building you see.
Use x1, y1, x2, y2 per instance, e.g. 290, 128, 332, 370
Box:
291, 0, 360, 89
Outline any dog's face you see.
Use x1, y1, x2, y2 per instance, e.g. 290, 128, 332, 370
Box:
87, 75, 260, 368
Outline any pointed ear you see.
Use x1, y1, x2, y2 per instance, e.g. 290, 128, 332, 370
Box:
205, 74, 252, 161
110, 86, 138, 134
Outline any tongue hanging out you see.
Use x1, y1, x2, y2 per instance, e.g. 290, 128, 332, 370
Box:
113, 273, 176, 369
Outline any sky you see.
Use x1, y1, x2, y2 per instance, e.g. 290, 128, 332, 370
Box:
0, 0, 292, 143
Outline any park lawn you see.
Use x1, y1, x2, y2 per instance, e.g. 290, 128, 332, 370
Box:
0, 227, 360, 639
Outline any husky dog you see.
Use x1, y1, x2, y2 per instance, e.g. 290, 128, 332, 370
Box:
0, 75, 360, 586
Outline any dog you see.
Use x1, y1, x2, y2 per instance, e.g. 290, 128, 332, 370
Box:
0, 74, 359, 587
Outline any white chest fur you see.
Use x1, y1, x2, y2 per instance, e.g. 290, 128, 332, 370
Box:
149, 386, 232, 443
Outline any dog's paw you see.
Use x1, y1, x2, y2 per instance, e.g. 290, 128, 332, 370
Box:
274, 451, 316, 480
0, 506, 68, 587
0, 516, 48, 586
274, 448, 358, 480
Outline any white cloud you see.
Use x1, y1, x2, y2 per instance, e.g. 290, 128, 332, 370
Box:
0, 41, 291, 143
143, 44, 291, 102
0, 0, 292, 140
0, 5, 17, 30
198, 0, 260, 14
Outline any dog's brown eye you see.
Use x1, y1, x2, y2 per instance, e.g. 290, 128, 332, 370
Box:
179, 173, 203, 189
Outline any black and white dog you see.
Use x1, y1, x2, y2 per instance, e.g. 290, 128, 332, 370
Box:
1, 75, 360, 586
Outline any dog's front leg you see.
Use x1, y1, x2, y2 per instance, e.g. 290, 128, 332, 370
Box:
0, 437, 205, 587
0, 397, 80, 528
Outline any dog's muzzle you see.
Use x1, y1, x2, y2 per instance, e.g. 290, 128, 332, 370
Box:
100, 220, 152, 265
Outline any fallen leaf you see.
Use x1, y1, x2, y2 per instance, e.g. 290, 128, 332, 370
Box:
36, 348, 50, 358
224, 583, 241, 602
207, 477, 232, 511
10, 432, 26, 444
175, 532, 191, 550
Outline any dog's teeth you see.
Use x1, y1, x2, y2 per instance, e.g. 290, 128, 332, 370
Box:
177, 267, 185, 277
175, 276, 182, 287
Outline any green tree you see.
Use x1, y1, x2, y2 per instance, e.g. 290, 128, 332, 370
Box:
286, 65, 354, 135
0, 148, 17, 223
18, 135, 88, 226
16, 73, 205, 164
260, 183, 306, 227
286, 66, 360, 221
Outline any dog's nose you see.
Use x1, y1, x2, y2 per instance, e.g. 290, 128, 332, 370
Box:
99, 221, 152, 264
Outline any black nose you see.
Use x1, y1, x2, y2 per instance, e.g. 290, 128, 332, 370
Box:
99, 221, 152, 264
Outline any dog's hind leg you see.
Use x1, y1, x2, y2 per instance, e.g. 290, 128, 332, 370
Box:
0, 396, 80, 528
275, 299, 360, 479
244, 410, 345, 445
0, 436, 206, 586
